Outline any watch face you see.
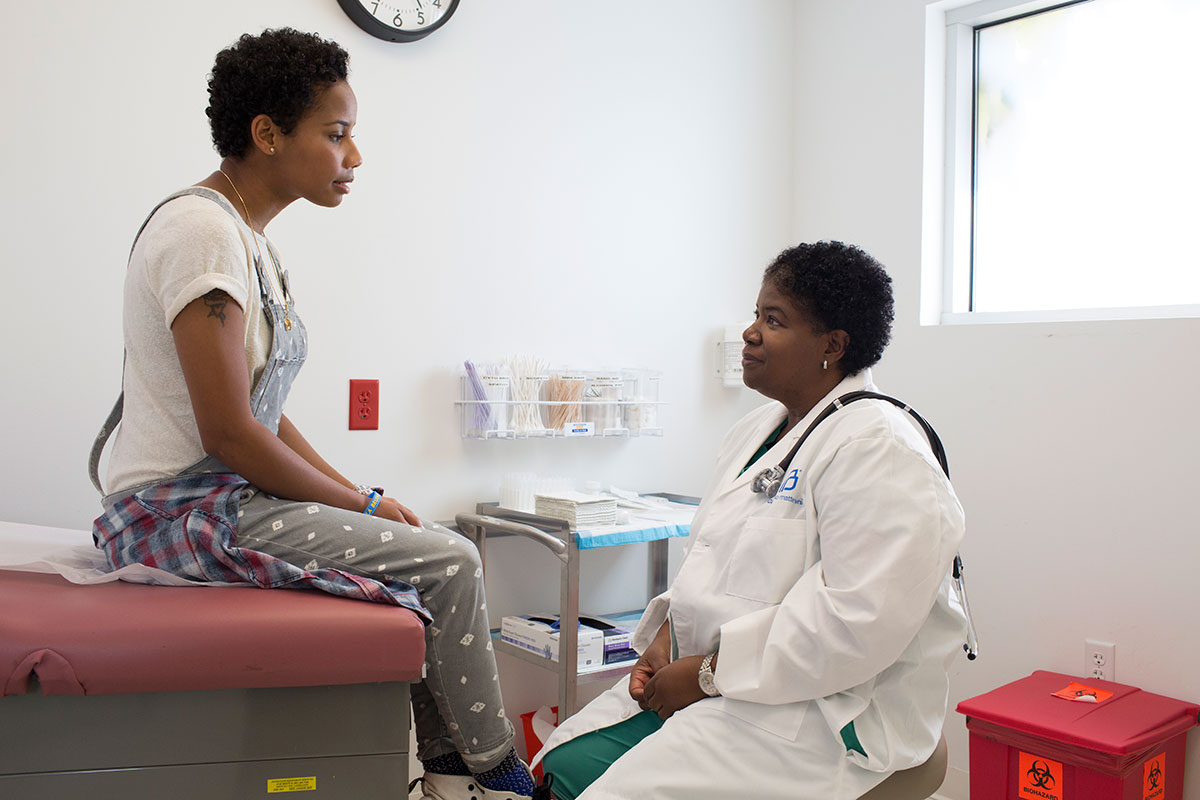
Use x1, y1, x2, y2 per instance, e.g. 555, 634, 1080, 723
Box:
339, 0, 459, 42
699, 657, 719, 696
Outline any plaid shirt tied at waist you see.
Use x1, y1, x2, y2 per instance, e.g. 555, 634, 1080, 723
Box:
92, 474, 431, 623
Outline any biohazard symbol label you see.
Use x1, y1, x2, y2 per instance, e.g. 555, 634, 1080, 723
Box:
1052, 681, 1114, 703
1019, 752, 1063, 800
1143, 753, 1166, 800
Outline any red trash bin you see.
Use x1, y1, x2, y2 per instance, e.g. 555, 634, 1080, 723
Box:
520, 706, 559, 780
957, 670, 1198, 800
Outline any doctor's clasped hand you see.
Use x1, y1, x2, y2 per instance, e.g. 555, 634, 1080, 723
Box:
629, 621, 715, 720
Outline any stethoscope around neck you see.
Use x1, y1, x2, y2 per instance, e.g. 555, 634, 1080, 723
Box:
751, 390, 979, 660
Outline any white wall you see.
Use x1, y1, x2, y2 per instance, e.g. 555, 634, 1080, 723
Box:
791, 1, 1200, 797
0, 1, 794, 526
6, 0, 1193, 792
0, 0, 793, 771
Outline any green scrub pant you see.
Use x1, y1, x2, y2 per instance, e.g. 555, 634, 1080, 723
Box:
540, 710, 864, 799
540, 711, 663, 800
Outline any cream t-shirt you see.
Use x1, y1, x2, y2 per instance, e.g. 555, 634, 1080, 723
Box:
105, 191, 274, 494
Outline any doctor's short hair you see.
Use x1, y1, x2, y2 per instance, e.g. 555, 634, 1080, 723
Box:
763, 241, 894, 376
206, 28, 350, 159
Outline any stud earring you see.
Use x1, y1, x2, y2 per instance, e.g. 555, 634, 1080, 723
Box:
822, 359, 828, 370
269, 146, 276, 154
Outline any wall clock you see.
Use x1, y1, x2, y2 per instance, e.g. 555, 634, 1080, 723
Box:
337, 0, 460, 43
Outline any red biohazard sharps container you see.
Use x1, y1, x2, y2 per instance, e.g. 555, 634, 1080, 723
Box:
956, 670, 1198, 800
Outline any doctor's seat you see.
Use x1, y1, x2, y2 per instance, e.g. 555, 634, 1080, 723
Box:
857, 734, 948, 800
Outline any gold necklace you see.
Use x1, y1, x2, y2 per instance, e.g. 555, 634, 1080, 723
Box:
218, 169, 293, 331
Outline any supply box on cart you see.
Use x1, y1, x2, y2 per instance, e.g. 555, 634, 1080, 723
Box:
957, 670, 1199, 800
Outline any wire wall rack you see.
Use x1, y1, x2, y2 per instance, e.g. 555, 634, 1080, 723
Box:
457, 368, 664, 439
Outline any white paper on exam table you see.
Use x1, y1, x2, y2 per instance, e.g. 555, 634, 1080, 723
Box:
0, 521, 244, 587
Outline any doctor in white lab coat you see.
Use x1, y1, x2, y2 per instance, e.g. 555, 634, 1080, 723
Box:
533, 241, 966, 800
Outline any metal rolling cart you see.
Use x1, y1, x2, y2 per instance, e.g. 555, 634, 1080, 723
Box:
454, 495, 696, 719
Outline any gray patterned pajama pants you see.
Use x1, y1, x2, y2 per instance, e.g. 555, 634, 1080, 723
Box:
235, 487, 515, 772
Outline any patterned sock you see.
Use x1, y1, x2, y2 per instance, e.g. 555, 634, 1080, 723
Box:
474, 748, 535, 795
422, 751, 471, 776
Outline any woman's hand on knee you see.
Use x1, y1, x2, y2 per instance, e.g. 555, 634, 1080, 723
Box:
375, 496, 422, 527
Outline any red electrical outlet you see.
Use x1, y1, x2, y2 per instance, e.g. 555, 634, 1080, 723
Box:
349, 379, 379, 430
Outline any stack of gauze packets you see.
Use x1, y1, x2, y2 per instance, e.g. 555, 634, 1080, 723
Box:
534, 491, 617, 529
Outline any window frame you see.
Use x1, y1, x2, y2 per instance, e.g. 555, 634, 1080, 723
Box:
921, 0, 1200, 325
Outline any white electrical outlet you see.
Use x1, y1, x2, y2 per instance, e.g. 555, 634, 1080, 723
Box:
1085, 639, 1115, 682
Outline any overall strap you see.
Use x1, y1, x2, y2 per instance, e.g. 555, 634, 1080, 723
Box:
88, 385, 124, 493
88, 188, 246, 495
128, 187, 240, 257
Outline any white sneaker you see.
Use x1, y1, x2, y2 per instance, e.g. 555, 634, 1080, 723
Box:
478, 787, 534, 800
408, 773, 484, 800
407, 766, 535, 800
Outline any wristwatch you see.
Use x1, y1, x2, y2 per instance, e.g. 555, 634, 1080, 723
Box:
698, 653, 720, 697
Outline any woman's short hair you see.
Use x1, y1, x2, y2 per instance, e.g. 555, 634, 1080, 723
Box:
763, 241, 894, 375
207, 28, 350, 158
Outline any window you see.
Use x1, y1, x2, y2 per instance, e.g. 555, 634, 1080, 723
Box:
924, 0, 1200, 323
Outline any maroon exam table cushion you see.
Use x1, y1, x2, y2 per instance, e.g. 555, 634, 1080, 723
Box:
0, 570, 426, 697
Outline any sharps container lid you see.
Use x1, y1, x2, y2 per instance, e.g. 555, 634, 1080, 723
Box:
957, 670, 1199, 756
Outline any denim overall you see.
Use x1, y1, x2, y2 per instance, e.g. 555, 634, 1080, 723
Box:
89, 186, 303, 490
88, 188, 426, 614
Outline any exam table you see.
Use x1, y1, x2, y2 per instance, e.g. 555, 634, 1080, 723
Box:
0, 521, 426, 799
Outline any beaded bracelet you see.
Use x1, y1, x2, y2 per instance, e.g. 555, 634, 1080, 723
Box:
362, 490, 383, 516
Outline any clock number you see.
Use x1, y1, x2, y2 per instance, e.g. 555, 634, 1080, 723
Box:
342, 0, 457, 39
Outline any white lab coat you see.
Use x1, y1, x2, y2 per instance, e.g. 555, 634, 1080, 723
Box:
533, 370, 966, 800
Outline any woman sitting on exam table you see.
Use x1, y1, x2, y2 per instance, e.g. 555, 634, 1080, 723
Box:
533, 241, 966, 800
89, 29, 538, 800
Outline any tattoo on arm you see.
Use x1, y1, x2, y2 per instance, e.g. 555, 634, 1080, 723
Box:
202, 290, 230, 326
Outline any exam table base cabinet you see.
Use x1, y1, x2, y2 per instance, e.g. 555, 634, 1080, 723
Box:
0, 681, 411, 799
0, 559, 426, 800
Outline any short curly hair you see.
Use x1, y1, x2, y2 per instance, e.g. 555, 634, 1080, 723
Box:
207, 28, 350, 158
763, 241, 894, 376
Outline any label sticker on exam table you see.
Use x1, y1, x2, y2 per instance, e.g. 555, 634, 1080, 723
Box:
268, 776, 316, 793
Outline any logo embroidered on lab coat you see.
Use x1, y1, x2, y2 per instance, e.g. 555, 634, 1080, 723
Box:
768, 469, 804, 506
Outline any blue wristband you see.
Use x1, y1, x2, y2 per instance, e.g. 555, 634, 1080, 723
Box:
363, 490, 382, 516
